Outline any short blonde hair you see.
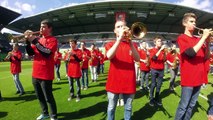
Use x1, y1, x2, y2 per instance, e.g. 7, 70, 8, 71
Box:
153, 36, 162, 43
182, 13, 197, 24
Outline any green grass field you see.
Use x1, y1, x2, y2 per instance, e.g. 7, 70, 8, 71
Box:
0, 61, 213, 120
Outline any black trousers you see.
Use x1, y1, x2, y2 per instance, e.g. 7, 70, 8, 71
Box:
32, 78, 57, 119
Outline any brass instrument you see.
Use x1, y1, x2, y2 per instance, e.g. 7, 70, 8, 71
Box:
124, 22, 147, 41
4, 51, 12, 60
8, 31, 40, 43
194, 26, 213, 36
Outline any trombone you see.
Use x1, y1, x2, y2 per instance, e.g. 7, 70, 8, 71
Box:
123, 22, 147, 41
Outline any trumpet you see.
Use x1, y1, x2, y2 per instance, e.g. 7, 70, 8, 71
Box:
8, 31, 40, 43
123, 22, 147, 41
4, 51, 12, 60
194, 26, 213, 36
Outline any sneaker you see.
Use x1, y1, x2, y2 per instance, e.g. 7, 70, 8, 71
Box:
15, 91, 20, 94
19, 92, 25, 96
145, 86, 150, 91
68, 96, 73, 101
117, 100, 120, 106
120, 99, 124, 106
57, 78, 60, 81
156, 99, 162, 106
36, 114, 49, 120
50, 118, 58, 120
76, 97, 80, 102
139, 86, 144, 90
81, 86, 84, 90
84, 87, 88, 90
149, 99, 155, 107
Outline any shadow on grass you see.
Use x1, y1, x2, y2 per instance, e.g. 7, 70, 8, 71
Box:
82, 89, 106, 98
191, 101, 207, 118
132, 103, 173, 120
58, 101, 107, 120
3, 94, 37, 105
160, 88, 180, 100
0, 112, 8, 119
134, 89, 149, 100
53, 81, 69, 85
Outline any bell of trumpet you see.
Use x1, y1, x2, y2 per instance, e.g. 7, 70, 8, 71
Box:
131, 22, 147, 39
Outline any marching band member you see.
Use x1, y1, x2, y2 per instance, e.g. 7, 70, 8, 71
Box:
80, 41, 91, 90
149, 36, 166, 106
54, 48, 62, 81
67, 39, 82, 102
105, 20, 140, 120
5, 43, 25, 96
25, 19, 58, 120
174, 13, 211, 120
139, 42, 150, 91
166, 44, 180, 91
89, 43, 99, 82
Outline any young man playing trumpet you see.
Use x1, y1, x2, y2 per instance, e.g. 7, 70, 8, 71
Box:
174, 13, 211, 120
25, 19, 58, 120
105, 20, 140, 120
5, 43, 25, 96
149, 36, 166, 106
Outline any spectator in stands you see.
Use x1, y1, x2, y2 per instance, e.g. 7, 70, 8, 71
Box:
149, 36, 166, 106
80, 41, 91, 90
174, 13, 210, 120
67, 39, 82, 102
166, 44, 180, 91
105, 20, 140, 120
89, 43, 99, 82
25, 19, 58, 120
5, 43, 25, 96
54, 48, 62, 81
139, 42, 150, 91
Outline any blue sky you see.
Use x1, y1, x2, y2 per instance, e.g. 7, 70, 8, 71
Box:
1, 0, 213, 33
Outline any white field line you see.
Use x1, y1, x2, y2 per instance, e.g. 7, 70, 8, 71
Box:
199, 94, 208, 101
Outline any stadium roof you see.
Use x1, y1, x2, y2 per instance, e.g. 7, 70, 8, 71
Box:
6, 0, 213, 36
0, 6, 21, 30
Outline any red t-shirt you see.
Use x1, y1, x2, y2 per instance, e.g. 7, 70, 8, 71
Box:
67, 49, 83, 78
10, 50, 22, 74
105, 41, 137, 94
139, 49, 150, 71
209, 53, 213, 65
54, 51, 62, 65
149, 48, 165, 70
99, 53, 105, 65
81, 48, 91, 69
31, 36, 57, 80
89, 49, 99, 66
177, 34, 208, 86
166, 52, 180, 68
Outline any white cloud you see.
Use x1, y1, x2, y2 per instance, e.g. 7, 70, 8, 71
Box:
0, 0, 36, 15
0, 0, 21, 13
175, 0, 213, 13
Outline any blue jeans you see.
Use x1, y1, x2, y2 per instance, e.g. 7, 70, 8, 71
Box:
169, 67, 178, 89
150, 69, 164, 100
140, 71, 150, 88
55, 64, 61, 79
100, 64, 104, 73
13, 73, 24, 93
107, 92, 134, 120
81, 68, 89, 87
208, 97, 213, 115
68, 77, 81, 97
175, 86, 201, 120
